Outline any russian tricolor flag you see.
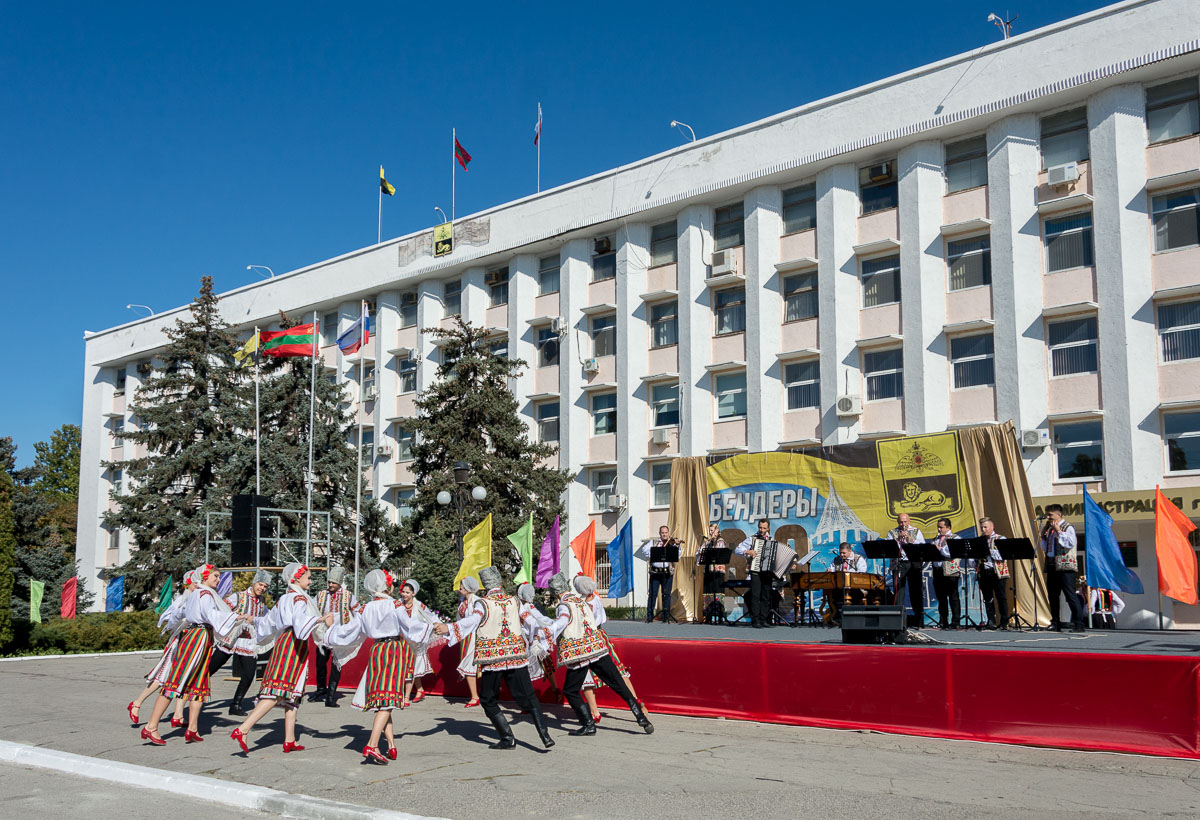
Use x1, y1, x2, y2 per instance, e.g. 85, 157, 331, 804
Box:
337, 312, 371, 355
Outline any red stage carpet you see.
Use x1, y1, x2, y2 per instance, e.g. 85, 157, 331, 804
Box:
315, 636, 1200, 760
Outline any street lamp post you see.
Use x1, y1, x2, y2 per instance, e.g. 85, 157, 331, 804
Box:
436, 460, 487, 560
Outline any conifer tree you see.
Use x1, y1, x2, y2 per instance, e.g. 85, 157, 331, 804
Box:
0, 442, 16, 646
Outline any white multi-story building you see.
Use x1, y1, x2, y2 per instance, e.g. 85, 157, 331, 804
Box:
78, 0, 1200, 626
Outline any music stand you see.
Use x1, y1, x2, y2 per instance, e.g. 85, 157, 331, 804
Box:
696, 545, 732, 624
950, 537, 990, 629
648, 544, 681, 623
995, 538, 1038, 631
792, 550, 821, 625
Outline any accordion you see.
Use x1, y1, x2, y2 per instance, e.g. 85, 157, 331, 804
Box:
749, 538, 798, 577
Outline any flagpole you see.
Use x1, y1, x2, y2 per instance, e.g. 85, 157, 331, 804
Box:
353, 300, 365, 597
378, 180, 383, 246
537, 102, 541, 193
305, 311, 318, 565
254, 327, 261, 497
452, 127, 456, 224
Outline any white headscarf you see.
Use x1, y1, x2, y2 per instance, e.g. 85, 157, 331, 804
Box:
573, 575, 598, 597
364, 568, 394, 599
459, 576, 481, 594
402, 578, 420, 596
281, 562, 325, 642
516, 582, 536, 603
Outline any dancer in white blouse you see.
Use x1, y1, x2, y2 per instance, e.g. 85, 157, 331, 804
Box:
127, 569, 197, 729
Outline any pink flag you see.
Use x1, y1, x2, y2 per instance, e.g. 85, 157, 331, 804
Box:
534, 514, 560, 587
61, 577, 78, 619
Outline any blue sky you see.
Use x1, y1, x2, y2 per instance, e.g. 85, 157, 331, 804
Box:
0, 0, 1109, 466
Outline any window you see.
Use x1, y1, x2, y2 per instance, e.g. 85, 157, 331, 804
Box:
321, 312, 339, 346
864, 349, 903, 401
1045, 213, 1095, 272
395, 489, 415, 521
859, 162, 898, 214
782, 184, 816, 233
1152, 188, 1200, 252
651, 462, 672, 507
651, 382, 679, 427
396, 428, 414, 461
1041, 108, 1089, 168
592, 237, 616, 281
1166, 411, 1200, 473
1054, 420, 1104, 480
714, 287, 746, 335
538, 254, 560, 295
537, 401, 560, 443
592, 392, 617, 435
108, 527, 120, 552
783, 272, 818, 322
1159, 300, 1200, 362
359, 429, 375, 464
443, 279, 461, 316
399, 292, 418, 328
361, 363, 376, 396
650, 301, 678, 348
591, 468, 617, 512
537, 327, 560, 366
650, 221, 678, 267
783, 360, 820, 409
861, 255, 901, 307
947, 235, 992, 290
945, 136, 988, 193
715, 372, 747, 419
1147, 78, 1200, 144
486, 267, 509, 306
111, 418, 125, 443
488, 340, 508, 359
1047, 317, 1098, 376
398, 357, 417, 393
714, 203, 745, 250
110, 468, 123, 489
950, 334, 995, 388
114, 368, 127, 394
591, 314, 616, 357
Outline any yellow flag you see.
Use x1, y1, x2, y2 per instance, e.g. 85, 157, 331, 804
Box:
453, 513, 493, 589
234, 330, 260, 367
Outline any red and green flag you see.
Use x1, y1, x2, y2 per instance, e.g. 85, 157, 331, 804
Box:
454, 136, 472, 171
261, 323, 317, 358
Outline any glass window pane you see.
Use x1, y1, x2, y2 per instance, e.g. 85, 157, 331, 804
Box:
715, 288, 746, 334
783, 273, 818, 321
714, 203, 745, 250
1054, 421, 1104, 479
862, 255, 900, 307
945, 136, 988, 193
651, 382, 679, 426
947, 235, 992, 290
1166, 411, 1200, 472
783, 360, 819, 409
444, 280, 461, 315
593, 252, 616, 281
650, 222, 678, 267
650, 301, 678, 347
651, 463, 672, 507
782, 184, 816, 233
1045, 213, 1094, 271
592, 315, 616, 357
1159, 300, 1200, 362
538, 255, 560, 294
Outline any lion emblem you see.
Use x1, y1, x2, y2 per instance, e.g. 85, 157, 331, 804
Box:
897, 481, 948, 512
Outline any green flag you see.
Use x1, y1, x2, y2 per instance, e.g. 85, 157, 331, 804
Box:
154, 577, 174, 615
508, 514, 535, 586
30, 580, 45, 624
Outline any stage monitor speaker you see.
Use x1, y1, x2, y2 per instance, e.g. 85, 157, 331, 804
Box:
841, 605, 907, 645
231, 494, 274, 567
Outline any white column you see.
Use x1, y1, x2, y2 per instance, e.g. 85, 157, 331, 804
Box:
461, 266, 486, 328
374, 290, 401, 508
416, 280, 440, 390
617, 222, 651, 606
75, 362, 110, 611
1089, 84, 1157, 491
817, 163, 860, 445
898, 140, 948, 434
989, 114, 1053, 488
119, 364, 145, 565
509, 254, 538, 435
677, 205, 714, 456
744, 186, 784, 450
559, 239, 592, 562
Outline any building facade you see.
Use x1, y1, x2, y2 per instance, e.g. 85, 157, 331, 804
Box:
78, 0, 1200, 625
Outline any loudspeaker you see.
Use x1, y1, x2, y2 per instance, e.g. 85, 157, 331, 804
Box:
231, 494, 274, 567
840, 605, 907, 645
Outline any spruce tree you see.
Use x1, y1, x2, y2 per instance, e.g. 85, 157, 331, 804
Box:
394, 318, 572, 614
0, 439, 16, 646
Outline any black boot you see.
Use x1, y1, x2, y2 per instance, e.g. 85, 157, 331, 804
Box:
568, 701, 596, 736
528, 706, 555, 749
307, 687, 327, 702
627, 699, 654, 734
325, 690, 339, 708
487, 711, 517, 749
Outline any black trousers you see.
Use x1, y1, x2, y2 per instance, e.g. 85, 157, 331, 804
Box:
477, 665, 542, 720
207, 649, 258, 703
747, 571, 774, 625
978, 569, 1010, 626
895, 562, 926, 626
647, 572, 673, 620
1047, 568, 1086, 628
932, 567, 961, 627
563, 655, 636, 713
315, 646, 341, 693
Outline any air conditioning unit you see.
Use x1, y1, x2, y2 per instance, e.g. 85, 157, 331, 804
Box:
375, 443, 394, 458
484, 269, 507, 286
652, 428, 670, 445
606, 493, 627, 512
1047, 162, 1079, 187
835, 394, 863, 417
394, 346, 415, 359
1021, 428, 1051, 448
550, 317, 565, 334
710, 249, 737, 276
594, 236, 614, 255
583, 357, 600, 373
868, 162, 892, 182
364, 387, 378, 401
136, 361, 153, 375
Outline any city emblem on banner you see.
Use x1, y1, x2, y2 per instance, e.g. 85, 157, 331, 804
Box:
875, 432, 966, 526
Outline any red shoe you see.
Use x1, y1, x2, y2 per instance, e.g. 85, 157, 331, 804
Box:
184, 730, 204, 743
230, 728, 249, 753
170, 717, 185, 729
401, 697, 411, 709
412, 691, 426, 703
282, 741, 305, 753
592, 713, 602, 724
464, 698, 480, 708
140, 728, 165, 746
127, 702, 139, 727
386, 746, 398, 760
362, 745, 388, 764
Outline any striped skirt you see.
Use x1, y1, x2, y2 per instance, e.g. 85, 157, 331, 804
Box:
365, 639, 414, 711
145, 635, 179, 686
161, 625, 214, 701
257, 629, 309, 707
456, 633, 477, 677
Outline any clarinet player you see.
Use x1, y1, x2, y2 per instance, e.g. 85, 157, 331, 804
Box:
890, 513, 927, 628
736, 518, 774, 629
1041, 504, 1086, 633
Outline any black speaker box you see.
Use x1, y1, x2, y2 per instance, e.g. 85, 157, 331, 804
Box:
231, 494, 274, 567
841, 604, 907, 645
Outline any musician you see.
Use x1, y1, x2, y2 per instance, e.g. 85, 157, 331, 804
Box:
735, 518, 775, 629
834, 542, 867, 573
696, 524, 729, 623
636, 526, 678, 623
930, 518, 961, 630
976, 517, 1011, 630
889, 513, 927, 628
1088, 586, 1124, 630
828, 543, 867, 624
1040, 504, 1086, 633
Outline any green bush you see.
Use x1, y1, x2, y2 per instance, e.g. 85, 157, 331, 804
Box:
3, 611, 163, 656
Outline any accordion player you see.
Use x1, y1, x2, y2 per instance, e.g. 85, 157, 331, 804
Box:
735, 518, 793, 629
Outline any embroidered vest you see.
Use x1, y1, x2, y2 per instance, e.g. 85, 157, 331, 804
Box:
1047, 523, 1078, 572
555, 593, 608, 667
318, 589, 354, 625
473, 592, 527, 667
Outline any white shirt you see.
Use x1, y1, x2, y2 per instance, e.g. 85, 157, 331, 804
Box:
180, 587, 240, 638
889, 526, 926, 560
932, 531, 958, 568
636, 539, 676, 573
1041, 521, 1078, 557
325, 597, 437, 646
254, 591, 324, 644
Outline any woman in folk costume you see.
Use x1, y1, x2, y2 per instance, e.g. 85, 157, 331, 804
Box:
207, 569, 275, 716
127, 569, 198, 728
398, 578, 441, 706
573, 574, 645, 723
230, 563, 336, 754
325, 569, 449, 764
456, 576, 482, 708
514, 582, 559, 697
139, 565, 247, 745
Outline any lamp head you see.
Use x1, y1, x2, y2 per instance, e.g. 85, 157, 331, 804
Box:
453, 461, 470, 485
471, 485, 487, 502
436, 490, 452, 506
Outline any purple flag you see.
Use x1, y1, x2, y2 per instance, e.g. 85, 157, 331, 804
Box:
534, 515, 561, 587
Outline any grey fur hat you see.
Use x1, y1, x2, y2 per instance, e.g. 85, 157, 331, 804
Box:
328, 566, 346, 586
547, 572, 570, 596
252, 569, 273, 586
573, 574, 597, 597
515, 582, 536, 603
478, 566, 503, 591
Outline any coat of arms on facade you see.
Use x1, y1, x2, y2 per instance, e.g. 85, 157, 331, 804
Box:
876, 434, 964, 524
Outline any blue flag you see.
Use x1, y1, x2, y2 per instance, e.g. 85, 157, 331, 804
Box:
1083, 486, 1143, 594
217, 571, 233, 597
607, 517, 635, 599
105, 576, 125, 613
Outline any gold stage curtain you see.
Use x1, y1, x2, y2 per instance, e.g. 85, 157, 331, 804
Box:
668, 456, 709, 622
959, 421, 1051, 626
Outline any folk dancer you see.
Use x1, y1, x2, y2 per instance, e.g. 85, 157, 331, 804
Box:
207, 569, 274, 716
547, 572, 653, 736
889, 513, 927, 627
309, 565, 357, 707
444, 566, 555, 749
574, 574, 645, 724
735, 518, 776, 628
1041, 504, 1086, 633
976, 517, 1011, 630
515, 582, 560, 697
230, 563, 336, 754
140, 565, 246, 745
128, 569, 197, 728
325, 569, 449, 764
398, 578, 442, 706
697, 524, 730, 624
1089, 587, 1124, 629
931, 518, 962, 630
828, 542, 867, 625
635, 525, 678, 623
456, 576, 482, 708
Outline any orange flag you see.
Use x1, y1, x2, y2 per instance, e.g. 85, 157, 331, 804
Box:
571, 520, 596, 578
1155, 487, 1198, 605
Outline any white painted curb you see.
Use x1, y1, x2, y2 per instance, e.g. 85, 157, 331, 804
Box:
0, 740, 448, 820
0, 650, 160, 663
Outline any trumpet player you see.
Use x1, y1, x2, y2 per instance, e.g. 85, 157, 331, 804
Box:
636, 526, 679, 623
890, 513, 927, 628
1040, 504, 1085, 632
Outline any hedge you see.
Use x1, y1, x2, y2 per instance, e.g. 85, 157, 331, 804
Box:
3, 611, 163, 656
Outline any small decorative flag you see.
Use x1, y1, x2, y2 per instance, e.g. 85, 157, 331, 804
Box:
607, 518, 635, 599
336, 312, 371, 355
154, 576, 174, 615
508, 515, 535, 585
533, 103, 542, 146
217, 571, 233, 597
261, 323, 317, 358
535, 515, 561, 587
380, 165, 395, 196
454, 136, 472, 171
61, 577, 77, 619
454, 513, 493, 589
234, 330, 260, 367
1083, 486, 1143, 594
105, 576, 125, 613
30, 580, 45, 624
571, 520, 596, 579
1155, 487, 1199, 605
